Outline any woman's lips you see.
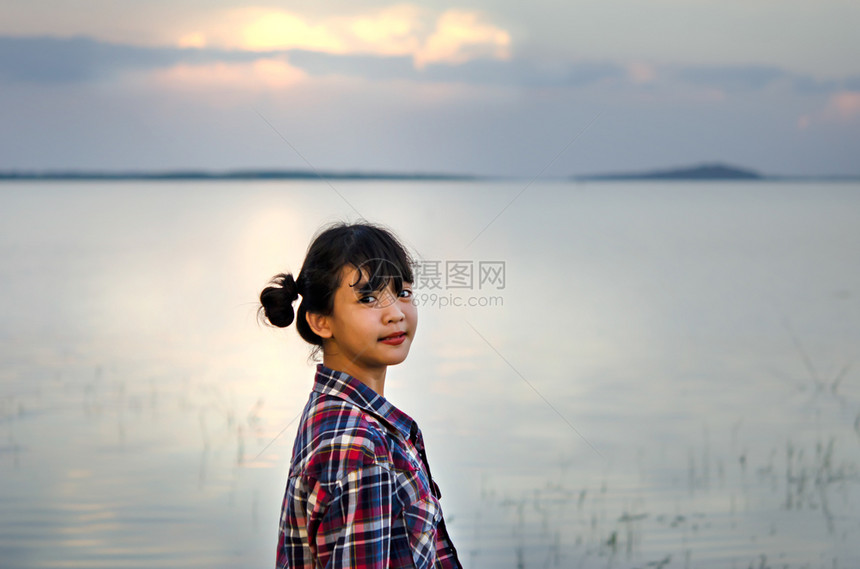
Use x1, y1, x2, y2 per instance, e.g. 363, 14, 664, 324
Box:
379, 332, 406, 345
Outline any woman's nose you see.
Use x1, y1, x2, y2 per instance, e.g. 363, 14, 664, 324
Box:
382, 294, 405, 321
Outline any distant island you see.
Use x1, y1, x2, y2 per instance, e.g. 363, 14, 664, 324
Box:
574, 163, 764, 181
0, 169, 477, 182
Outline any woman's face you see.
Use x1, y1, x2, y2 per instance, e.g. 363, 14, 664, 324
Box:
316, 264, 417, 382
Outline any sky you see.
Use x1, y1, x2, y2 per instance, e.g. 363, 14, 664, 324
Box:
1, 0, 859, 177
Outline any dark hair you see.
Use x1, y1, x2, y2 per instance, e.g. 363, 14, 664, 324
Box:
259, 221, 414, 354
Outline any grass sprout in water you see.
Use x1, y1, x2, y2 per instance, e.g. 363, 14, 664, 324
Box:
457, 426, 859, 569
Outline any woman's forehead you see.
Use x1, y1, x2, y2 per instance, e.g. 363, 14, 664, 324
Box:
341, 261, 407, 289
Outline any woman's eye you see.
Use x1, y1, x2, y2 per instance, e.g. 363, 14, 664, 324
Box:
358, 295, 378, 305
399, 289, 413, 299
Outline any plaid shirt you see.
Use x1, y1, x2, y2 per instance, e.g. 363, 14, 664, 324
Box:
277, 364, 462, 569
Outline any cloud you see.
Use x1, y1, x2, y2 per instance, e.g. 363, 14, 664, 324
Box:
0, 36, 266, 84
171, 5, 510, 69
797, 90, 860, 129
676, 64, 788, 91
347, 4, 428, 56
831, 91, 860, 118
177, 33, 207, 49
842, 75, 860, 91
0, 34, 605, 89
0, 36, 167, 83
190, 5, 423, 54
4, 33, 860, 105
413, 10, 510, 69
626, 62, 657, 85
792, 75, 843, 95
286, 50, 623, 88
672, 64, 860, 105
425, 59, 623, 87
231, 8, 348, 53
147, 58, 307, 91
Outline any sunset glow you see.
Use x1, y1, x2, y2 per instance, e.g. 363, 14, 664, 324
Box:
349, 5, 425, 55
173, 5, 512, 70
177, 32, 206, 49
150, 58, 307, 90
832, 91, 860, 119
797, 90, 860, 129
626, 62, 657, 84
238, 9, 346, 53
414, 10, 511, 68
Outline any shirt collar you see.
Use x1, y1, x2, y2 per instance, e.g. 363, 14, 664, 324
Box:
312, 363, 417, 443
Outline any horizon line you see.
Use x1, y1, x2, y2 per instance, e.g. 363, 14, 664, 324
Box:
1, 164, 859, 182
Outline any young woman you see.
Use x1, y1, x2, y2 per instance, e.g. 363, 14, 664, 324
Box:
260, 221, 462, 569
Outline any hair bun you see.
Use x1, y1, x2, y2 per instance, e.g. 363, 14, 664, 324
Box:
259, 273, 300, 327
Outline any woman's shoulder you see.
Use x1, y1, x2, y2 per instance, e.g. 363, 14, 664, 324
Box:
290, 393, 392, 483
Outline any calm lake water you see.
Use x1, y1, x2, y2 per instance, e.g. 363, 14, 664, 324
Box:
1, 180, 859, 568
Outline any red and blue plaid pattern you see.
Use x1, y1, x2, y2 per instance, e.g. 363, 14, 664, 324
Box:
277, 364, 462, 568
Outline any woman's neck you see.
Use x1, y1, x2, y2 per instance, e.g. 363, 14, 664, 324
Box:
322, 355, 387, 397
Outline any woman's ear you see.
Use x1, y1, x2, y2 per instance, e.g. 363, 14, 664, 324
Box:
305, 311, 332, 339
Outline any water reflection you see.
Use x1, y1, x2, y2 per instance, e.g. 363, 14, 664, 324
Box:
1, 181, 859, 568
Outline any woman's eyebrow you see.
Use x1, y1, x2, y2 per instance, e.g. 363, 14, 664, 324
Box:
356, 276, 404, 294
353, 277, 382, 294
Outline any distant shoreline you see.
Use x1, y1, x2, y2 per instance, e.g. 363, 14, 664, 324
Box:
0, 169, 478, 182
1, 163, 858, 182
